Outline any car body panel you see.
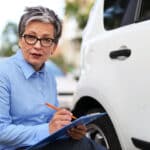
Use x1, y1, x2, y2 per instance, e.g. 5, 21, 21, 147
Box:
73, 0, 150, 149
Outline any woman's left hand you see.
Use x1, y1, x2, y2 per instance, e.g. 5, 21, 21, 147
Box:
68, 125, 87, 140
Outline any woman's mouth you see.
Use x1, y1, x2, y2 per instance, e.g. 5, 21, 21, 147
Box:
31, 53, 42, 58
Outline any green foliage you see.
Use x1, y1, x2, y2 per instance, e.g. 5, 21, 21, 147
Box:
76, 13, 89, 29
65, 1, 78, 16
0, 46, 16, 56
50, 54, 75, 73
65, 0, 95, 29
2, 22, 18, 36
0, 22, 18, 56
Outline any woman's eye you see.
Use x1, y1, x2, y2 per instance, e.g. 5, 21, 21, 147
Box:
28, 35, 36, 39
43, 38, 51, 43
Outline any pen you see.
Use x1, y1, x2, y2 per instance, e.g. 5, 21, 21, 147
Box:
45, 102, 77, 120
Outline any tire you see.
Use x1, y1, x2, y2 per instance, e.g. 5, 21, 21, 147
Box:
86, 109, 122, 150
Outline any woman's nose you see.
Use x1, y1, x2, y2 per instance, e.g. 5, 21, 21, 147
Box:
34, 40, 42, 48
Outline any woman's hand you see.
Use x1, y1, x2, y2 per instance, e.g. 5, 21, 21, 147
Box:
68, 125, 87, 140
49, 109, 72, 134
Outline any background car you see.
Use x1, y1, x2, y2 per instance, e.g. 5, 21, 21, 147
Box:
71, 0, 150, 150
46, 61, 77, 110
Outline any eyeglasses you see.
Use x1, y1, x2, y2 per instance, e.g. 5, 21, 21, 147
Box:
22, 34, 55, 47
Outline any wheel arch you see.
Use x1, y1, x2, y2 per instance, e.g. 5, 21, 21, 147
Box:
72, 96, 106, 117
72, 96, 123, 149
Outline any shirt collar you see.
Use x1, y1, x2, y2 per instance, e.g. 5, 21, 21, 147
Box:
13, 50, 46, 79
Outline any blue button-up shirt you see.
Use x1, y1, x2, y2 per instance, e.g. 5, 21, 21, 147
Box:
0, 50, 58, 149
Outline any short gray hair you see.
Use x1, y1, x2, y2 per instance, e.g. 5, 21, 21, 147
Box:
18, 6, 62, 43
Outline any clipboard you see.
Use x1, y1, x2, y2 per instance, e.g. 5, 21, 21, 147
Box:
27, 112, 106, 150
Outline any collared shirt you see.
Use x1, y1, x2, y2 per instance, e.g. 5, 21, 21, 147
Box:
0, 50, 58, 150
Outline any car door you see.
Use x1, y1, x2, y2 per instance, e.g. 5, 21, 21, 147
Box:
80, 0, 150, 149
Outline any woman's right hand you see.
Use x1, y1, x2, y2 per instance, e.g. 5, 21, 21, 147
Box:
48, 109, 72, 134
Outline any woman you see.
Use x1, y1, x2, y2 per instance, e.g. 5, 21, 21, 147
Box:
0, 6, 106, 150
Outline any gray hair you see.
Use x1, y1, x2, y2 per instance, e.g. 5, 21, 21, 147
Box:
18, 6, 62, 43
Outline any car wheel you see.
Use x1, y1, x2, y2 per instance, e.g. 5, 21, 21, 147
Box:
86, 109, 122, 150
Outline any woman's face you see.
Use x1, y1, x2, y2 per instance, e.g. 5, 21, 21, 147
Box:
19, 20, 57, 71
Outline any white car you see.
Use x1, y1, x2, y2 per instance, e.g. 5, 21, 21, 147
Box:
71, 0, 150, 150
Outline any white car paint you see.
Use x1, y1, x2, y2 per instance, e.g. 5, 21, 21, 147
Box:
72, 0, 150, 149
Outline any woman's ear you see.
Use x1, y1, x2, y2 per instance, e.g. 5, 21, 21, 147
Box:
18, 39, 22, 48
51, 44, 57, 55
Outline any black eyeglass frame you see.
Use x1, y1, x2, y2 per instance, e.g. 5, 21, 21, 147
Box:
22, 34, 56, 47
